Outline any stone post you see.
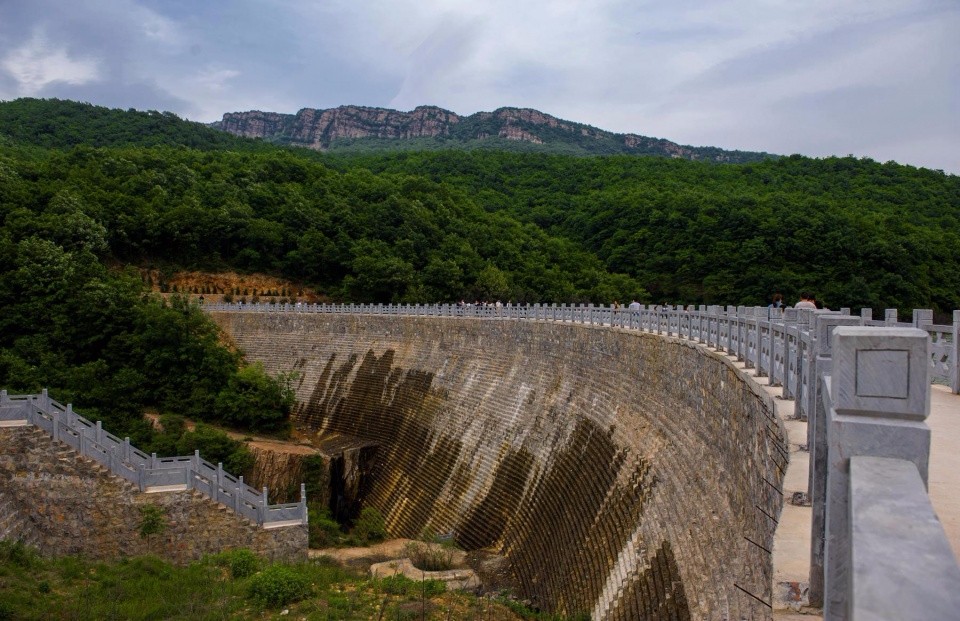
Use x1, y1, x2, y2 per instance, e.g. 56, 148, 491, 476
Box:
860, 308, 872, 323
261, 486, 269, 525
821, 327, 931, 618
912, 309, 933, 329
952, 310, 960, 394
792, 311, 812, 420
301, 483, 308, 525
807, 315, 861, 607
781, 309, 798, 396
754, 308, 765, 376
884, 309, 897, 326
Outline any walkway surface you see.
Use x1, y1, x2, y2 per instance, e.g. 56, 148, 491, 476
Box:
723, 356, 960, 619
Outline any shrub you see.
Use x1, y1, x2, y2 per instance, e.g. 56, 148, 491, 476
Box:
137, 505, 166, 540
308, 505, 342, 548
403, 540, 454, 572
403, 529, 456, 572
351, 506, 387, 545
214, 363, 294, 433
247, 564, 312, 606
379, 574, 446, 598
218, 548, 259, 578
0, 541, 36, 568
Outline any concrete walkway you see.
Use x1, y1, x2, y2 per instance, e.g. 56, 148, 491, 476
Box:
726, 356, 960, 619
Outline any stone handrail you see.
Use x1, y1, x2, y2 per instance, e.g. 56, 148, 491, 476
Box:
206, 302, 960, 399
0, 389, 306, 528
207, 301, 960, 618
812, 327, 960, 619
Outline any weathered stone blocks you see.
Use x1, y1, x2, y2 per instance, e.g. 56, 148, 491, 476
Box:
211, 312, 785, 620
0, 426, 306, 564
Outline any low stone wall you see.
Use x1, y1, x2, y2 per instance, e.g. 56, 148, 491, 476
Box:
0, 426, 306, 564
211, 312, 786, 620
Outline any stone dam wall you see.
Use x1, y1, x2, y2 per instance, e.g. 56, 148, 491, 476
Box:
0, 426, 307, 564
211, 312, 786, 620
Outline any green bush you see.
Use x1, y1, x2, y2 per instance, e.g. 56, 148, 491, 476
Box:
172, 423, 254, 475
247, 564, 312, 607
403, 529, 457, 572
216, 548, 259, 579
137, 505, 166, 540
214, 363, 295, 434
0, 598, 13, 621
308, 505, 343, 548
378, 574, 446, 598
0, 541, 36, 568
351, 506, 387, 545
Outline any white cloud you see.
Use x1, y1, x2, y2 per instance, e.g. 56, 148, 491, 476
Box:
0, 0, 954, 170
2, 29, 100, 96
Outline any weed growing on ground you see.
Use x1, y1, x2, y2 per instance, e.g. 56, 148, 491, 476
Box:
0, 543, 528, 620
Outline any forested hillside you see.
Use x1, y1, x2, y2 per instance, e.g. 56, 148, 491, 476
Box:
1, 98, 959, 443
335, 151, 960, 311
0, 98, 263, 151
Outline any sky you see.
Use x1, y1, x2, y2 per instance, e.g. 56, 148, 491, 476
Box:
0, 0, 957, 173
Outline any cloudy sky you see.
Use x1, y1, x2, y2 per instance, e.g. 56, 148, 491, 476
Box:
0, 0, 957, 172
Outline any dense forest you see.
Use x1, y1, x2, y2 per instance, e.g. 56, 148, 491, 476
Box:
335, 150, 960, 310
1, 97, 959, 451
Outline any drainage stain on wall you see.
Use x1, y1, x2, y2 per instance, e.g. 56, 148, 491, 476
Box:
210, 312, 785, 620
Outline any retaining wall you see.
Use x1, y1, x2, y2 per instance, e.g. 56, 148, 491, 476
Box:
211, 312, 786, 620
0, 426, 307, 564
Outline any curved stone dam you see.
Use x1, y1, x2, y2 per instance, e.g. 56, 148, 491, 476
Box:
210, 311, 786, 620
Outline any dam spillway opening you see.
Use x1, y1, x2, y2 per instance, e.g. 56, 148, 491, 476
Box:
311, 433, 380, 525
213, 312, 786, 620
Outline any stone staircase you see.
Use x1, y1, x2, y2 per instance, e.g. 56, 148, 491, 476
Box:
0, 422, 307, 563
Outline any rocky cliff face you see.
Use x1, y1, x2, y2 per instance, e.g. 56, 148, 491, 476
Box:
213, 105, 774, 162
218, 105, 461, 149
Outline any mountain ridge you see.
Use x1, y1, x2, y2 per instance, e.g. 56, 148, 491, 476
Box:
212, 104, 776, 162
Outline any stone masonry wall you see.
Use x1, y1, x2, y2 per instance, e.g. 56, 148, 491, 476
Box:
210, 312, 786, 620
0, 426, 307, 564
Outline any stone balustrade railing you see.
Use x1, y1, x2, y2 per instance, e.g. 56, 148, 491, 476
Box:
207, 301, 960, 618
812, 327, 960, 619
206, 302, 960, 400
0, 389, 306, 528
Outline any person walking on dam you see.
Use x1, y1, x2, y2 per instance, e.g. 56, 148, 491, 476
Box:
795, 292, 817, 309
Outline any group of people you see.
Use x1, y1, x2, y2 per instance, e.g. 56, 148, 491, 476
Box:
769, 292, 819, 309
611, 293, 821, 311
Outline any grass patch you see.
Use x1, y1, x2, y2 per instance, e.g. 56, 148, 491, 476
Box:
0, 543, 523, 620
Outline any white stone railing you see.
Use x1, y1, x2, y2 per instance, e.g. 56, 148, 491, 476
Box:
206, 302, 960, 401
0, 389, 306, 528
810, 327, 960, 619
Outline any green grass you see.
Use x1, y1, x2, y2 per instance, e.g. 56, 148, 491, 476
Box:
0, 541, 529, 620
